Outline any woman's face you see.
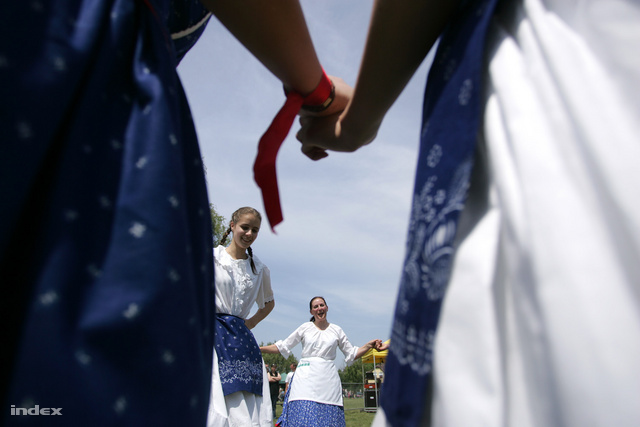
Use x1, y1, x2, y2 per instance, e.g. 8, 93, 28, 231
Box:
310, 298, 328, 322
230, 213, 261, 250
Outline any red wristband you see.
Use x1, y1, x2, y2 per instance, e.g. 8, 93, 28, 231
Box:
254, 69, 333, 232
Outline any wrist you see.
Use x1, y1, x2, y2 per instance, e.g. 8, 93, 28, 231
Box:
285, 69, 335, 114
339, 107, 380, 150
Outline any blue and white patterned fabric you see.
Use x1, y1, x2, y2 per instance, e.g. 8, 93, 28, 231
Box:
278, 400, 345, 427
1, 1, 214, 425
214, 314, 264, 396
276, 371, 345, 427
278, 396, 344, 427
380, 0, 499, 426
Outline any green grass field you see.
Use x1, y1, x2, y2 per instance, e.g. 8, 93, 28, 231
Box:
274, 397, 377, 427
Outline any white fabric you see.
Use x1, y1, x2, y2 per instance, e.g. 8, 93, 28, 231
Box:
374, 0, 640, 426
285, 371, 294, 385
275, 322, 359, 406
207, 351, 272, 427
276, 322, 359, 364
287, 357, 343, 406
213, 245, 273, 319
207, 245, 274, 426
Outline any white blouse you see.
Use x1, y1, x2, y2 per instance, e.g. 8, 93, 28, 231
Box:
213, 245, 274, 319
276, 322, 359, 365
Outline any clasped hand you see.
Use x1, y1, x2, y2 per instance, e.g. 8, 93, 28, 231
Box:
296, 76, 378, 161
368, 339, 389, 351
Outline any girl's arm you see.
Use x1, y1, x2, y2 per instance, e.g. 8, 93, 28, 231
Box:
245, 299, 274, 330
260, 344, 280, 354
297, 0, 461, 158
201, 0, 351, 115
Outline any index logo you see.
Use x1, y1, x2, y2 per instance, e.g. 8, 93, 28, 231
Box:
10, 405, 63, 416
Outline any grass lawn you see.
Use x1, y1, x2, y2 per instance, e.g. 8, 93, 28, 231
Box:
274, 397, 377, 427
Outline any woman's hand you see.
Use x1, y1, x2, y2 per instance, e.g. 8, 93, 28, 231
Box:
296, 110, 378, 161
375, 340, 389, 351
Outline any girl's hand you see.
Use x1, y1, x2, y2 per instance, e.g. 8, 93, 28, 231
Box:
296, 111, 378, 161
376, 340, 389, 351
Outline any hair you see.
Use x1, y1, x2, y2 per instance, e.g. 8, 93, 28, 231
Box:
309, 296, 327, 322
220, 207, 262, 274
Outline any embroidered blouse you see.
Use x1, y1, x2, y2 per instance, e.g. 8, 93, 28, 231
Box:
276, 322, 359, 365
213, 245, 274, 319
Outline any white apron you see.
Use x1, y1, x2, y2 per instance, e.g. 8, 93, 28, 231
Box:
288, 357, 343, 406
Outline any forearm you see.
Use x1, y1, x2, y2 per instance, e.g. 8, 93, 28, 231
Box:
201, 0, 323, 95
260, 344, 280, 354
342, 0, 460, 136
355, 340, 378, 361
246, 300, 275, 329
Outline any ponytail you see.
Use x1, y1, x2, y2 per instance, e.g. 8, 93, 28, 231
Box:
247, 246, 257, 275
220, 226, 232, 246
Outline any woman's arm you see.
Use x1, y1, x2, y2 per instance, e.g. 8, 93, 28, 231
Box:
297, 0, 461, 158
245, 299, 275, 330
260, 344, 280, 354
200, 0, 351, 115
355, 339, 382, 361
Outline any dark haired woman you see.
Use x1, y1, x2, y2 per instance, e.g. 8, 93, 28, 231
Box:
260, 296, 386, 427
207, 207, 275, 426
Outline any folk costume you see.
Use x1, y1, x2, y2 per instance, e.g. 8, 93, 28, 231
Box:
1, 1, 215, 425
207, 246, 274, 426
375, 0, 640, 426
275, 322, 359, 427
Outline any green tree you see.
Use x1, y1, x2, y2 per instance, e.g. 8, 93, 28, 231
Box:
339, 358, 364, 384
210, 203, 227, 246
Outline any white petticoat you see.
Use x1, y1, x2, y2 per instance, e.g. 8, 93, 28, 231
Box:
374, 0, 640, 426
207, 350, 273, 427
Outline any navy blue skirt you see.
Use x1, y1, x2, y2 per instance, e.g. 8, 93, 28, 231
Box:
1, 1, 214, 425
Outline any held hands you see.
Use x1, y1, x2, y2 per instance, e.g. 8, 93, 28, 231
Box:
367, 339, 389, 351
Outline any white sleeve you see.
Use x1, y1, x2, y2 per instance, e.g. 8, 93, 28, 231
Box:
255, 266, 274, 309
337, 326, 359, 366
276, 323, 306, 358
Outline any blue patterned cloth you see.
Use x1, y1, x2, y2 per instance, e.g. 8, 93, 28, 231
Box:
380, 0, 499, 426
214, 314, 264, 396
276, 373, 345, 427
1, 1, 214, 425
277, 400, 345, 427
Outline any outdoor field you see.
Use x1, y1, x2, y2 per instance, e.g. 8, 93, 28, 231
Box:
274, 397, 377, 427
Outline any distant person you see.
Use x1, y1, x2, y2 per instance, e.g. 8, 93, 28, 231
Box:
297, 0, 640, 426
260, 296, 386, 427
268, 364, 282, 418
285, 363, 297, 394
207, 207, 274, 426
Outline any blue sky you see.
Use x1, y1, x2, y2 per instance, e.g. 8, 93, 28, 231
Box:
178, 1, 433, 368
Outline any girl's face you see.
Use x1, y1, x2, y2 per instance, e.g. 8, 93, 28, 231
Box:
230, 213, 261, 250
310, 298, 328, 322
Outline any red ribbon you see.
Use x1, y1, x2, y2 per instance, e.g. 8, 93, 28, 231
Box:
254, 70, 333, 231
